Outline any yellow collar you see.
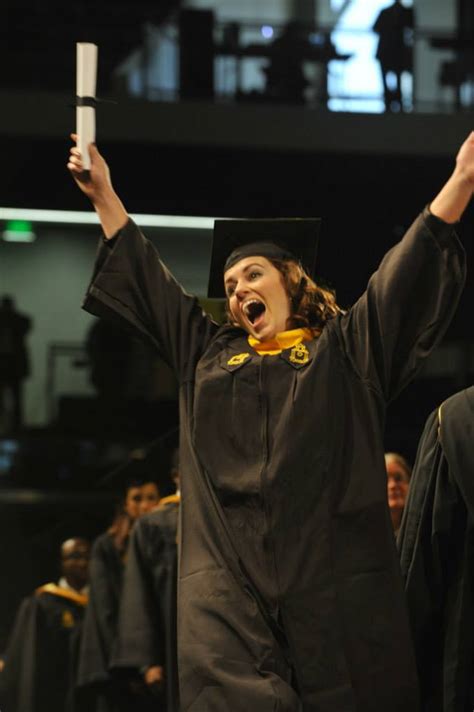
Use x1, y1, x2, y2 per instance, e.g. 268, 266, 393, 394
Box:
157, 494, 181, 507
248, 328, 313, 355
35, 583, 88, 607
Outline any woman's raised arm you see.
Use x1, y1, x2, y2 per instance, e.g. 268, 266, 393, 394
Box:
430, 131, 474, 224
67, 134, 128, 238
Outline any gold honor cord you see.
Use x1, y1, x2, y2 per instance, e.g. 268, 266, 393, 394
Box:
35, 583, 88, 607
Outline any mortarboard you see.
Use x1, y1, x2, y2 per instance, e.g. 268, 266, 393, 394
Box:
208, 218, 321, 298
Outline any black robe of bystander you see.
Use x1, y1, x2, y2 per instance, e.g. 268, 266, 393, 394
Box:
399, 387, 474, 712
0, 584, 88, 712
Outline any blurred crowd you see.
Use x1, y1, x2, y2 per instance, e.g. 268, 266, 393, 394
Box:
0, 445, 413, 712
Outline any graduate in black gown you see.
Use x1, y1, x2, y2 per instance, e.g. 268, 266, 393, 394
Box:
77, 477, 159, 711
0, 538, 90, 712
112, 454, 180, 711
398, 386, 474, 711
68, 132, 471, 711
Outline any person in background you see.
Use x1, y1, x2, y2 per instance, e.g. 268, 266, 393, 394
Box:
0, 538, 90, 712
0, 295, 31, 433
77, 478, 160, 711
398, 386, 474, 711
385, 451, 412, 536
112, 450, 181, 711
263, 20, 310, 104
373, 0, 416, 112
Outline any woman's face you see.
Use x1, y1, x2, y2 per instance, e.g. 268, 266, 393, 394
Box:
124, 483, 160, 520
124, 486, 143, 521
386, 459, 410, 514
139, 482, 160, 515
224, 256, 291, 341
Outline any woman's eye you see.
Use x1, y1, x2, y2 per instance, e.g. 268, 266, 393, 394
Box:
226, 286, 235, 297
249, 271, 261, 280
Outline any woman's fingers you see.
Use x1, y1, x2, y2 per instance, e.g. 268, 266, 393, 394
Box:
67, 153, 84, 172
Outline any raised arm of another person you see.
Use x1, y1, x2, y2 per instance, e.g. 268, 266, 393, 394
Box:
67, 138, 219, 380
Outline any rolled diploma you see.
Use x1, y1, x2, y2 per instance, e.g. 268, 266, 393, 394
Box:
76, 43, 98, 170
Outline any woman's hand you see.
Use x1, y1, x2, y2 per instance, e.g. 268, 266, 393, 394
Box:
67, 134, 129, 238
430, 131, 474, 224
454, 131, 474, 189
67, 133, 114, 204
144, 665, 165, 696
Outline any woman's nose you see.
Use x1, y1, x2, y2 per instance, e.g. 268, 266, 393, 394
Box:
234, 283, 248, 300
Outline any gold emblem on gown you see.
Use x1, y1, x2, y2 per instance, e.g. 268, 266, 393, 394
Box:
227, 352, 251, 366
61, 610, 75, 628
289, 343, 310, 365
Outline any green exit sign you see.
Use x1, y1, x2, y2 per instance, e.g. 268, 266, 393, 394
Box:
2, 220, 36, 242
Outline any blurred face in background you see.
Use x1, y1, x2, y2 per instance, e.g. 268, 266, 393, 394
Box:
61, 538, 90, 591
124, 482, 160, 520
124, 485, 143, 521
139, 481, 160, 515
385, 454, 411, 530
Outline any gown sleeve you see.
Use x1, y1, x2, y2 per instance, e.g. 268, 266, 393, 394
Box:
339, 208, 466, 402
0, 597, 38, 712
77, 535, 121, 687
397, 402, 474, 709
82, 219, 220, 380
112, 517, 165, 671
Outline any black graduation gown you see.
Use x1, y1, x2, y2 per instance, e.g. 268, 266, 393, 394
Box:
111, 498, 179, 711
83, 207, 466, 712
398, 387, 474, 712
1, 584, 87, 712
77, 532, 123, 710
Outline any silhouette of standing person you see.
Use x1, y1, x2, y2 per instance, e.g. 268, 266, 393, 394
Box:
0, 295, 31, 433
263, 20, 310, 104
373, 0, 415, 112
85, 318, 134, 401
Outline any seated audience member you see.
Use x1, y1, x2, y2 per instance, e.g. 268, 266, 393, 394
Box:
77, 477, 160, 711
1, 538, 90, 712
398, 386, 474, 711
112, 453, 181, 711
385, 452, 412, 536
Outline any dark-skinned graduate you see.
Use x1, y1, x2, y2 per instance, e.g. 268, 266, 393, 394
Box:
67, 128, 471, 712
111, 452, 181, 711
398, 386, 474, 711
77, 476, 159, 711
0, 538, 90, 712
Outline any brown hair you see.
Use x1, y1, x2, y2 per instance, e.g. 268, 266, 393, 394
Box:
225, 258, 344, 335
385, 452, 412, 480
273, 259, 344, 334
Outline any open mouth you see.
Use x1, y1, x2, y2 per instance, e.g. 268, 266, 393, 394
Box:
243, 299, 266, 325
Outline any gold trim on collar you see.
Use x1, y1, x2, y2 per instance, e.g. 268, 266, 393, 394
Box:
248, 328, 313, 355
159, 494, 181, 506
35, 583, 88, 607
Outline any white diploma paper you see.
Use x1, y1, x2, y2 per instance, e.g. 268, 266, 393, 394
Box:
76, 43, 98, 170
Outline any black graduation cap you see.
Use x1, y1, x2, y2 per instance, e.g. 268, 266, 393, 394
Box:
96, 427, 179, 497
207, 218, 322, 298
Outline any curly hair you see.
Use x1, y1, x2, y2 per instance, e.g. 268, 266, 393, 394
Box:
225, 258, 344, 336
271, 258, 344, 335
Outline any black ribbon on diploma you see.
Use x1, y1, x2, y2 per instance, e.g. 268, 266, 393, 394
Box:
73, 96, 118, 107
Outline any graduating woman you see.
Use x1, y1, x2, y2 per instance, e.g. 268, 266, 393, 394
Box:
68, 132, 471, 712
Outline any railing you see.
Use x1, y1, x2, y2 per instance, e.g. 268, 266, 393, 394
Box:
0, 10, 472, 114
